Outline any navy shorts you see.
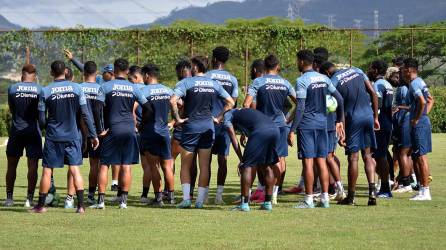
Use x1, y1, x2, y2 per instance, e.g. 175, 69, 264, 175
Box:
6, 132, 42, 158
297, 129, 328, 159
241, 127, 280, 168
82, 138, 101, 158
327, 130, 338, 153
277, 126, 290, 157
345, 116, 377, 155
374, 129, 392, 158
397, 114, 412, 149
42, 139, 82, 168
172, 128, 182, 142
411, 125, 432, 157
100, 132, 140, 165
141, 131, 172, 160
211, 124, 230, 156
181, 129, 214, 153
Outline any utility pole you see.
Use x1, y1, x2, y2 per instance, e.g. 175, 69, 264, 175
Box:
374, 10, 379, 39
398, 14, 404, 27
353, 19, 362, 29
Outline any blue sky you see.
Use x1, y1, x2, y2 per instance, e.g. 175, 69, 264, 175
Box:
0, 0, 241, 28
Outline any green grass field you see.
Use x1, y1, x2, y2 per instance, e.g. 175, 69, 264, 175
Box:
0, 135, 445, 250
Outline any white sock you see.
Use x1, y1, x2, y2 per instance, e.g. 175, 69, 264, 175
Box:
273, 186, 279, 197
321, 192, 329, 202
197, 187, 207, 203
248, 188, 252, 200
412, 173, 417, 183
216, 185, 224, 199
304, 194, 313, 204
182, 184, 191, 200
112, 180, 118, 186
256, 182, 265, 191
297, 176, 305, 188
336, 181, 344, 192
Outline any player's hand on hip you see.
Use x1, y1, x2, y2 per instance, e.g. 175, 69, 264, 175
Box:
91, 137, 100, 150
287, 132, 295, 147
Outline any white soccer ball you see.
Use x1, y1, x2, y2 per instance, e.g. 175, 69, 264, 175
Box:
326, 95, 338, 113
45, 193, 54, 205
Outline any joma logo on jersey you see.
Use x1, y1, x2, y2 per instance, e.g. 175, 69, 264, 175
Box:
113, 84, 133, 91
82, 87, 99, 94
336, 69, 356, 81
265, 78, 285, 84
211, 73, 231, 81
17, 85, 38, 92
150, 88, 168, 95
309, 76, 326, 83
51, 86, 73, 94
311, 83, 326, 89
195, 81, 213, 87
265, 84, 287, 91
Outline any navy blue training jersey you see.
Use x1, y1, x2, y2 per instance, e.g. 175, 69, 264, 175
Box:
80, 81, 105, 128
395, 85, 409, 106
247, 74, 296, 127
408, 77, 431, 127
296, 70, 337, 130
206, 69, 238, 116
134, 83, 145, 124
38, 80, 87, 141
374, 79, 394, 131
173, 75, 230, 127
101, 78, 148, 135
141, 83, 173, 134
223, 108, 275, 137
8, 82, 42, 136
331, 67, 373, 122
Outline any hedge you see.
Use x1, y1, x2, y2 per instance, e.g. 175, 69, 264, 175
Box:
0, 87, 445, 136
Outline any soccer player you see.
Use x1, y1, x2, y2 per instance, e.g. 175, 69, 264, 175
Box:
225, 108, 280, 212
320, 62, 380, 206
206, 46, 239, 204
402, 58, 434, 201
368, 60, 394, 198
5, 64, 42, 208
93, 58, 153, 209
288, 50, 344, 208
170, 56, 234, 209
128, 65, 153, 204
243, 54, 297, 204
139, 63, 175, 206
31, 60, 99, 214
171, 59, 198, 200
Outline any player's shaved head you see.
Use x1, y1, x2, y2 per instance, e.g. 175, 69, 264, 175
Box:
297, 50, 314, 72
264, 54, 280, 71
141, 63, 160, 78
22, 64, 36, 75
191, 56, 209, 74
114, 58, 129, 73
50, 60, 66, 78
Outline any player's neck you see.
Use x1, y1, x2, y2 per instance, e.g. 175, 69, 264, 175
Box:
194, 73, 205, 77
84, 76, 96, 83
21, 77, 34, 83
115, 72, 127, 79
146, 79, 158, 85
213, 63, 224, 70
54, 76, 65, 81
265, 70, 278, 75
302, 66, 313, 73
410, 74, 418, 81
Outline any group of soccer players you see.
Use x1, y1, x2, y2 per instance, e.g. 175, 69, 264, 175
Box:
4, 45, 434, 213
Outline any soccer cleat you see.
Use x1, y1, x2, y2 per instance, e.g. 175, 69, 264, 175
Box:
259, 201, 273, 211
367, 197, 377, 206
214, 197, 225, 205
24, 199, 32, 208
283, 185, 304, 194
317, 200, 330, 208
377, 191, 393, 199
294, 200, 315, 209
76, 207, 85, 214
119, 203, 128, 209
337, 197, 355, 205
87, 196, 96, 205
231, 203, 250, 212
3, 198, 14, 207
149, 199, 164, 207
111, 184, 118, 192
194, 201, 204, 209
410, 190, 431, 201
89, 202, 105, 209
272, 195, 278, 205
176, 199, 192, 209
64, 199, 74, 209
140, 196, 150, 204
394, 185, 413, 193
334, 190, 346, 202
29, 206, 47, 213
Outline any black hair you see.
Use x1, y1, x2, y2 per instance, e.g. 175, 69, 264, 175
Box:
297, 50, 314, 64
392, 56, 404, 67
141, 63, 160, 78
175, 58, 191, 81
313, 47, 329, 61
250, 59, 264, 80
191, 56, 209, 73
319, 61, 335, 75
51, 60, 65, 77
264, 54, 280, 70
84, 61, 97, 75
212, 46, 230, 63
403, 58, 419, 70
370, 60, 388, 76
313, 54, 326, 68
114, 58, 129, 72
129, 65, 142, 76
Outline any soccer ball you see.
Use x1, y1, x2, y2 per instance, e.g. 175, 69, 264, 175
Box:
326, 95, 338, 113
45, 193, 60, 207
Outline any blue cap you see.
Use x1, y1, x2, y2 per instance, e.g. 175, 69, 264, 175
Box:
102, 64, 114, 73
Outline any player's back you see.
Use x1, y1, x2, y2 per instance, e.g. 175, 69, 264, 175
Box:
141, 83, 173, 132
8, 82, 42, 135
395, 85, 409, 106
40, 80, 83, 141
374, 79, 394, 130
206, 69, 238, 116
80, 81, 103, 117
102, 78, 142, 134
224, 108, 275, 137
331, 68, 372, 122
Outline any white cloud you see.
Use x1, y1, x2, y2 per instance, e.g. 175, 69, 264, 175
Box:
0, 0, 241, 28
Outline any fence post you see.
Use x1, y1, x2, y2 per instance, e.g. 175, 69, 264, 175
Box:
411, 28, 414, 58
81, 31, 85, 63
244, 42, 249, 94
349, 30, 353, 67
136, 30, 140, 65
25, 31, 31, 64
300, 35, 304, 50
